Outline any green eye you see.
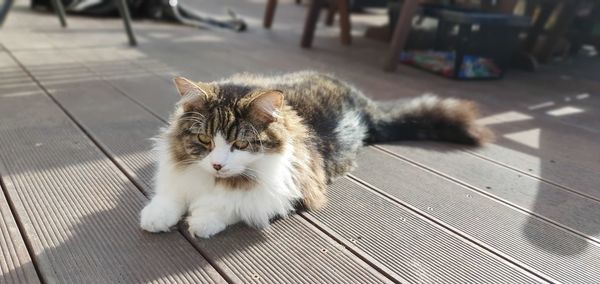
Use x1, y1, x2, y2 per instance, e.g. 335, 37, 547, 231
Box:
233, 140, 249, 150
197, 134, 212, 145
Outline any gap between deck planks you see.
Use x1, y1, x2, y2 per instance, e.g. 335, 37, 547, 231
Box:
0, 53, 52, 284
6, 49, 395, 284
21, 47, 554, 283
0, 178, 40, 284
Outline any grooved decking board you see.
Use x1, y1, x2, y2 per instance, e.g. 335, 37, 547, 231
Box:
196, 215, 392, 284
53, 49, 548, 283
0, 185, 40, 284
471, 140, 600, 200
0, 53, 225, 284
377, 142, 600, 242
13, 50, 394, 284
310, 178, 543, 283
353, 147, 600, 283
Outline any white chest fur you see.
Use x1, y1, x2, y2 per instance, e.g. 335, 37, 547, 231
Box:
140, 139, 301, 238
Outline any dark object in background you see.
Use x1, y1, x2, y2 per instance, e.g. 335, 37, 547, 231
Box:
30, 0, 246, 31
398, 5, 530, 80
568, 1, 600, 55
348, 0, 387, 12
31, 0, 143, 16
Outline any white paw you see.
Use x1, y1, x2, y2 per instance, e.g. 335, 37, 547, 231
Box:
187, 216, 227, 239
140, 199, 183, 233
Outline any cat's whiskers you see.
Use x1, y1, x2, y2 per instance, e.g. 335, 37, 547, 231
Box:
182, 111, 206, 117
242, 168, 262, 181
178, 117, 204, 124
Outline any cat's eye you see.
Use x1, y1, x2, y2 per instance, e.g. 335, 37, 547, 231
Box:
233, 140, 249, 150
197, 134, 212, 145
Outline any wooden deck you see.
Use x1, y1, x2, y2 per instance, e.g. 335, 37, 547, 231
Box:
1, 0, 600, 283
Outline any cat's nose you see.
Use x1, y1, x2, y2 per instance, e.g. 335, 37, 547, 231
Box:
212, 163, 223, 171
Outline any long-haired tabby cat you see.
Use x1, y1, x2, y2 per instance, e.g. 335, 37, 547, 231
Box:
140, 71, 493, 238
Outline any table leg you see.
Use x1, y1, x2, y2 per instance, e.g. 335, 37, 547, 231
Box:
383, 0, 419, 72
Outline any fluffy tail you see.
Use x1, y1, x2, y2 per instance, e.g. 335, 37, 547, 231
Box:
362, 95, 494, 145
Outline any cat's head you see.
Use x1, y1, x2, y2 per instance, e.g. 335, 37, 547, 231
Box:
166, 77, 287, 182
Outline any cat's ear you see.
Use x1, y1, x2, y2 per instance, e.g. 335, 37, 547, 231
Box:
248, 90, 284, 124
173, 77, 211, 98
173, 77, 212, 112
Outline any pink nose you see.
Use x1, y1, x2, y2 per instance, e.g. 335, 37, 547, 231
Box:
212, 164, 223, 171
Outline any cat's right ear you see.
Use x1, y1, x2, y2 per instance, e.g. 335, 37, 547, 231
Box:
173, 77, 211, 98
173, 77, 212, 112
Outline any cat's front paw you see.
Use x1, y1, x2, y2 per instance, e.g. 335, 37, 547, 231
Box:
187, 216, 227, 239
140, 199, 183, 233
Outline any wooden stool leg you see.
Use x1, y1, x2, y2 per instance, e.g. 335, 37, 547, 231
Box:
337, 0, 351, 45
115, 0, 137, 46
264, 0, 277, 28
301, 0, 324, 48
50, 0, 67, 27
383, 0, 419, 72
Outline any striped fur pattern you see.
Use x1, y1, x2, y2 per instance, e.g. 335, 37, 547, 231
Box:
140, 71, 493, 238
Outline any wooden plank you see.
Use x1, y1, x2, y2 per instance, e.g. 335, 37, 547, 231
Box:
309, 178, 543, 283
0, 182, 40, 284
0, 55, 42, 284
0, 52, 226, 283
67, 48, 547, 283
376, 142, 600, 241
14, 49, 394, 284
474, 120, 600, 200
352, 147, 600, 284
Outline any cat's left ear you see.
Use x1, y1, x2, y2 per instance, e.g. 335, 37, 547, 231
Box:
248, 90, 284, 124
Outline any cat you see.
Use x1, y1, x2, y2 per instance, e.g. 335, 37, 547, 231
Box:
140, 71, 493, 238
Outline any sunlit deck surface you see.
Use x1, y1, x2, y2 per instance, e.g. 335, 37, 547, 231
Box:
1, 0, 600, 283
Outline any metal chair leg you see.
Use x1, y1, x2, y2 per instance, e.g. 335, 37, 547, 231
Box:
0, 0, 14, 27
115, 0, 137, 46
50, 0, 67, 27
